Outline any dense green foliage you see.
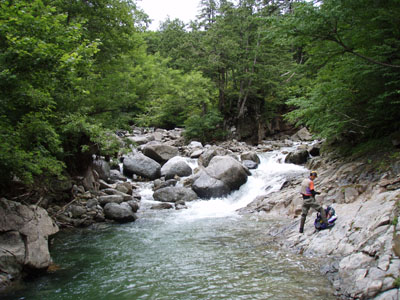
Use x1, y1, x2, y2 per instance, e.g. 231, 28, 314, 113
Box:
1, 0, 399, 190
0, 0, 97, 185
283, 0, 400, 145
184, 109, 226, 143
148, 0, 294, 141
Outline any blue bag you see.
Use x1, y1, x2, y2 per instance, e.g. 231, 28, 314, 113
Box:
314, 206, 337, 231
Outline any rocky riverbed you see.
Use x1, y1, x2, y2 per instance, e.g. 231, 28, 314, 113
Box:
239, 150, 400, 299
1, 126, 400, 299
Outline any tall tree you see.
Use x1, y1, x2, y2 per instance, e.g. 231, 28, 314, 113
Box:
155, 18, 193, 71
198, 0, 220, 29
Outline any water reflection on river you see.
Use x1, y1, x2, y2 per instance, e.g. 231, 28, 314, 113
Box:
3, 211, 335, 300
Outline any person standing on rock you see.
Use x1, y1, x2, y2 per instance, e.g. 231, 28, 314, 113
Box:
299, 171, 328, 233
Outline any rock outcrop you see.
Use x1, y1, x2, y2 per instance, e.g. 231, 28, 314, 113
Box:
239, 150, 400, 300
0, 198, 59, 287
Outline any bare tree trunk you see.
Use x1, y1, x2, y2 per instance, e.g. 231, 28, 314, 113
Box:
237, 33, 260, 120
218, 67, 226, 112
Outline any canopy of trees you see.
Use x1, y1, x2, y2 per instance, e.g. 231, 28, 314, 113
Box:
283, 0, 400, 149
1, 0, 399, 191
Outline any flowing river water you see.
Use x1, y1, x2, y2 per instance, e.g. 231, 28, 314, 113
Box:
3, 147, 337, 300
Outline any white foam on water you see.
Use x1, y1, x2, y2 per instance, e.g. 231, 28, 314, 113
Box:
175, 150, 308, 221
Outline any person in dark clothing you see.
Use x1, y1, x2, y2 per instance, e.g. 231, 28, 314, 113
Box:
299, 171, 328, 233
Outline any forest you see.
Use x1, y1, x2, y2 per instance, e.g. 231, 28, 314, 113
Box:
1, 0, 399, 192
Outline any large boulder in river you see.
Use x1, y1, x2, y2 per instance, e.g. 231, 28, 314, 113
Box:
191, 170, 230, 198
192, 156, 249, 199
153, 186, 198, 203
284, 149, 309, 165
0, 198, 59, 286
161, 156, 192, 180
142, 143, 179, 164
198, 146, 232, 168
123, 151, 161, 180
103, 202, 137, 223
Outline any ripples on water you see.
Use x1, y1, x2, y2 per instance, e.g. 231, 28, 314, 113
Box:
2, 149, 336, 300
3, 214, 335, 300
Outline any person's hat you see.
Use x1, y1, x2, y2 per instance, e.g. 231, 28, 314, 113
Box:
310, 171, 318, 177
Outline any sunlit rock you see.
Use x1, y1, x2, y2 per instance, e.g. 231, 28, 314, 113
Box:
192, 156, 248, 199
161, 156, 192, 180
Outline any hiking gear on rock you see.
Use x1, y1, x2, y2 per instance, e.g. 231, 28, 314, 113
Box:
300, 196, 327, 232
315, 206, 337, 230
311, 189, 320, 197
319, 207, 328, 224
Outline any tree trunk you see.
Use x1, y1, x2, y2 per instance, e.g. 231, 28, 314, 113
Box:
218, 67, 226, 112
236, 33, 260, 120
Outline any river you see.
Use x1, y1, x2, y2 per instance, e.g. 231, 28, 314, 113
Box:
2, 148, 337, 300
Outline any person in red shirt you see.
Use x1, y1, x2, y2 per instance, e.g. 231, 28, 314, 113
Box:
299, 171, 328, 233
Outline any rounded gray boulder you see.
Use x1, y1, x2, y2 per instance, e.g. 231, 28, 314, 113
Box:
192, 156, 249, 199
142, 143, 179, 164
123, 151, 161, 180
103, 203, 137, 223
284, 149, 309, 165
153, 186, 198, 203
161, 156, 192, 180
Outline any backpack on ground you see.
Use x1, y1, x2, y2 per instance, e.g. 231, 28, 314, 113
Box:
314, 206, 337, 231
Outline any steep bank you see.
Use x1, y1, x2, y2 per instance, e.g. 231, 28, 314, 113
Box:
239, 148, 400, 299
0, 199, 59, 288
